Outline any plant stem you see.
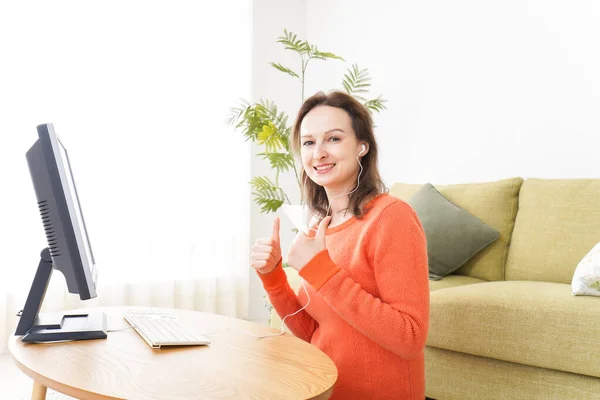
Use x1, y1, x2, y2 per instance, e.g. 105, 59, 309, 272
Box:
297, 55, 312, 205
293, 163, 301, 188
302, 57, 313, 102
275, 170, 292, 205
293, 163, 302, 205
301, 57, 305, 102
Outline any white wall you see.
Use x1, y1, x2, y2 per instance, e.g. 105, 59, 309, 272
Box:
304, 0, 600, 185
0, 1, 253, 289
248, 0, 600, 319
248, 0, 307, 323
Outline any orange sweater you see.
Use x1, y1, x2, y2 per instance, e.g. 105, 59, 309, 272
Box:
258, 194, 430, 400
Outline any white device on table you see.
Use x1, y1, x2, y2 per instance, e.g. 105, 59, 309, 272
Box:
282, 204, 311, 235
123, 309, 210, 349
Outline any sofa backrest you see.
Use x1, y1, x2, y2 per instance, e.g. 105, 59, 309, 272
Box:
390, 177, 523, 281
505, 178, 600, 284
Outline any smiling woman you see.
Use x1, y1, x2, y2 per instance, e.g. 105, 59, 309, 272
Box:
253, 90, 430, 400
292, 91, 387, 224
0, 0, 252, 354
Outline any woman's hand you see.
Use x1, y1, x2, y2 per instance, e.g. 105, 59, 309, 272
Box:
287, 216, 331, 272
251, 218, 282, 275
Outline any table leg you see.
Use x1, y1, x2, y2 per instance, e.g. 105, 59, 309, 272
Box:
31, 381, 47, 400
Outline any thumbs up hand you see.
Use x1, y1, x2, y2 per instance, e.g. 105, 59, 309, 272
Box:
251, 217, 282, 275
287, 216, 331, 272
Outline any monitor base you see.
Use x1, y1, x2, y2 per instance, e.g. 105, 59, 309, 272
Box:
21, 311, 107, 343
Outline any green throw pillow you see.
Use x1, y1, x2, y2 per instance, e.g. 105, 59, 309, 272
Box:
408, 183, 500, 280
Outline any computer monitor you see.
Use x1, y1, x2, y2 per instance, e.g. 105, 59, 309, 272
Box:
14, 123, 107, 343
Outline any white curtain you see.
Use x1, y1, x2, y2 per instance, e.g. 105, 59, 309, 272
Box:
0, 1, 252, 354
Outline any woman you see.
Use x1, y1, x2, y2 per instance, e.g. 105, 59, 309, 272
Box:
251, 91, 429, 399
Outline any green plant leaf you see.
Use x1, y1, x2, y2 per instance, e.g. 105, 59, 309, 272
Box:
240, 104, 270, 142
225, 99, 251, 128
258, 100, 288, 127
269, 62, 300, 79
342, 64, 371, 100
257, 121, 287, 153
312, 51, 345, 61
257, 152, 295, 174
276, 29, 305, 54
227, 98, 292, 150
250, 176, 286, 213
298, 41, 312, 55
256, 198, 285, 214
257, 100, 291, 150
364, 96, 388, 113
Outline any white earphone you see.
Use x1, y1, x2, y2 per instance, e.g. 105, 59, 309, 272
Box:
358, 144, 366, 156
264, 141, 367, 340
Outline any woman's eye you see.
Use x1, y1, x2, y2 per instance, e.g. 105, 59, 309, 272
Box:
302, 141, 314, 146
329, 137, 340, 142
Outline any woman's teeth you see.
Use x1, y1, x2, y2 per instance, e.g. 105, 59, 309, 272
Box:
315, 164, 335, 171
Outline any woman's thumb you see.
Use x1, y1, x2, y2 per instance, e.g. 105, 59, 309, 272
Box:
272, 217, 280, 242
317, 216, 331, 239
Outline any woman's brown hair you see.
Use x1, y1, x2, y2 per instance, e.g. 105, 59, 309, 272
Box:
291, 90, 388, 220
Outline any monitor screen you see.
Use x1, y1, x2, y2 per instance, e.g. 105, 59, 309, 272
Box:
56, 137, 96, 279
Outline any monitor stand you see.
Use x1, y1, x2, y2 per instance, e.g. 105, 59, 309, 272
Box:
14, 248, 107, 343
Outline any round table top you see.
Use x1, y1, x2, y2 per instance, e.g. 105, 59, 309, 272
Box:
9, 307, 337, 400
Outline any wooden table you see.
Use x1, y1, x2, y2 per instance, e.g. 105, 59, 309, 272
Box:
9, 307, 337, 400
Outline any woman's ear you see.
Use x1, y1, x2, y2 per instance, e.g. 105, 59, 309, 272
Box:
357, 143, 368, 156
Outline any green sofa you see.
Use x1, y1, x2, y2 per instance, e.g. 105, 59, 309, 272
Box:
270, 177, 600, 399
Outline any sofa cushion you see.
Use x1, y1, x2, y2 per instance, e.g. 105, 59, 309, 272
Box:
408, 183, 500, 280
429, 274, 485, 291
427, 281, 600, 379
572, 242, 600, 296
390, 177, 523, 281
425, 346, 600, 400
505, 178, 600, 284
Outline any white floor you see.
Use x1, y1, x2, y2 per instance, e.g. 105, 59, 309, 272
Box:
0, 354, 74, 400
0, 354, 32, 400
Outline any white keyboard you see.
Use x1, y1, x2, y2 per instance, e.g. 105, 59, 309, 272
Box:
123, 309, 210, 349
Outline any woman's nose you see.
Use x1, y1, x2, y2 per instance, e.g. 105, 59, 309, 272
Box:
313, 144, 327, 159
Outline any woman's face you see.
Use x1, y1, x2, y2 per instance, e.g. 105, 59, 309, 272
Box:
300, 105, 364, 194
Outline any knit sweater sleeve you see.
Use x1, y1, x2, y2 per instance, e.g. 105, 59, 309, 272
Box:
256, 260, 318, 342
299, 201, 430, 358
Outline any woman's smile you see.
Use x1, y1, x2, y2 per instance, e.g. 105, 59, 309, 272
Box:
314, 163, 336, 174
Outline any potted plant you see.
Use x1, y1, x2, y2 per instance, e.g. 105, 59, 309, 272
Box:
227, 29, 387, 216
227, 30, 387, 321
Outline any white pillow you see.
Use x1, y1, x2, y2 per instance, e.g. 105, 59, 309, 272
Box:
572, 242, 600, 296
